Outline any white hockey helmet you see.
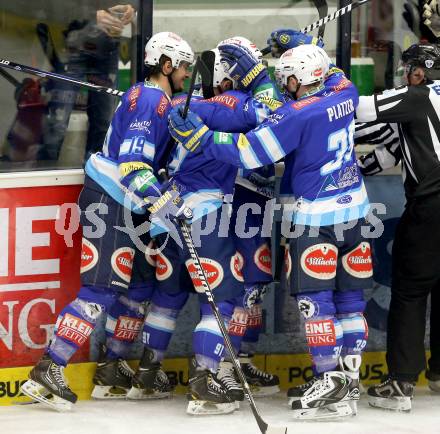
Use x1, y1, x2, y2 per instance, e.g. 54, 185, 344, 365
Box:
144, 32, 194, 69
217, 36, 263, 62
211, 48, 233, 87
275, 44, 329, 88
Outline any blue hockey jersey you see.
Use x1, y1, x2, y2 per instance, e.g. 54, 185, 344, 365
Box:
199, 72, 370, 226
85, 81, 172, 213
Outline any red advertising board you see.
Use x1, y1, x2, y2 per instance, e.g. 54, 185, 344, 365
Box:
0, 183, 87, 368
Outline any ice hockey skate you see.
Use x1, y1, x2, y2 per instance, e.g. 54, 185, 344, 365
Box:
187, 359, 236, 415
20, 354, 77, 411
367, 376, 414, 412
290, 371, 352, 420
91, 358, 135, 399
340, 355, 361, 415
426, 370, 440, 393
216, 360, 244, 408
239, 353, 280, 397
287, 375, 321, 405
127, 348, 174, 400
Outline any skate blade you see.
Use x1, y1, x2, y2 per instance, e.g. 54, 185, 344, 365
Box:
91, 385, 129, 399
126, 386, 171, 400
20, 380, 72, 412
234, 400, 240, 410
349, 399, 358, 416
428, 381, 440, 393
291, 402, 353, 420
186, 400, 236, 415
368, 395, 411, 412
251, 385, 280, 397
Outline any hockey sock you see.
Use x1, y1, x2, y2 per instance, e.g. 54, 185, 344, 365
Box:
227, 305, 249, 356
193, 301, 234, 372
48, 286, 118, 366
240, 302, 263, 355
104, 285, 153, 360
334, 289, 368, 357
142, 289, 188, 363
297, 290, 344, 374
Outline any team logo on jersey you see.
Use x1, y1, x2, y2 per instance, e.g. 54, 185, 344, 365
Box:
185, 258, 224, 293
111, 247, 135, 283
336, 194, 352, 205
128, 86, 141, 112
156, 95, 169, 117
305, 319, 336, 346
83, 302, 103, 321
254, 244, 272, 275
114, 316, 143, 342
155, 253, 173, 281
300, 243, 337, 280
426, 59, 434, 69
230, 252, 244, 282
284, 246, 292, 280
228, 307, 248, 337
56, 313, 93, 346
243, 285, 261, 309
80, 238, 99, 274
297, 296, 319, 319
145, 240, 157, 267
342, 242, 373, 278
292, 96, 321, 110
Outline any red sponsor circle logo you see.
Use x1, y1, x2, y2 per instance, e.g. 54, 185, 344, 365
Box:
313, 67, 323, 77
305, 319, 336, 346
156, 95, 169, 117
80, 238, 98, 273
111, 247, 135, 283
254, 243, 272, 275
342, 242, 373, 278
56, 313, 94, 346
145, 240, 157, 267
230, 252, 244, 282
200, 94, 238, 110
247, 304, 262, 328
228, 307, 248, 336
128, 86, 141, 112
156, 253, 173, 281
300, 243, 337, 280
284, 245, 292, 280
185, 258, 224, 293
114, 315, 143, 342
292, 96, 321, 110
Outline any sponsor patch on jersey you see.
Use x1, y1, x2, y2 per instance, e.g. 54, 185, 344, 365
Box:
80, 238, 99, 274
254, 243, 272, 275
171, 95, 186, 107
119, 161, 152, 177
56, 313, 93, 346
297, 296, 319, 319
342, 242, 373, 278
284, 246, 292, 280
114, 316, 143, 342
200, 94, 238, 109
305, 319, 336, 346
156, 253, 173, 281
214, 131, 233, 145
129, 119, 151, 133
336, 194, 352, 205
185, 258, 224, 292
111, 247, 135, 283
247, 304, 263, 328
228, 307, 248, 336
300, 243, 337, 280
145, 240, 157, 267
230, 252, 244, 282
292, 96, 321, 110
156, 94, 169, 117
128, 86, 141, 112
332, 77, 351, 93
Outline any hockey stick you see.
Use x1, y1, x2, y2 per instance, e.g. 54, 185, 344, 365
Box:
261, 0, 371, 55
0, 58, 124, 97
0, 67, 20, 87
313, 0, 329, 39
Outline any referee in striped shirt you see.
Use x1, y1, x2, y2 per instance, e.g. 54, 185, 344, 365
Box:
356, 43, 440, 411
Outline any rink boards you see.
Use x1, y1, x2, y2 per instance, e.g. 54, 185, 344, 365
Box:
0, 351, 432, 406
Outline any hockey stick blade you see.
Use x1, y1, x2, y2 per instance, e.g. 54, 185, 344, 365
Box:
0, 58, 124, 97
261, 0, 371, 55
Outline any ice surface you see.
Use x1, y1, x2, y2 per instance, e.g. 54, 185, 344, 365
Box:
1, 388, 439, 434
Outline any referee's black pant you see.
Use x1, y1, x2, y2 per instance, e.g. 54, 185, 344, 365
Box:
387, 193, 440, 382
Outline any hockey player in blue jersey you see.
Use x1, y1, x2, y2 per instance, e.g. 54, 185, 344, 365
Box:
20, 31, 195, 410
133, 41, 283, 415
168, 42, 372, 419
